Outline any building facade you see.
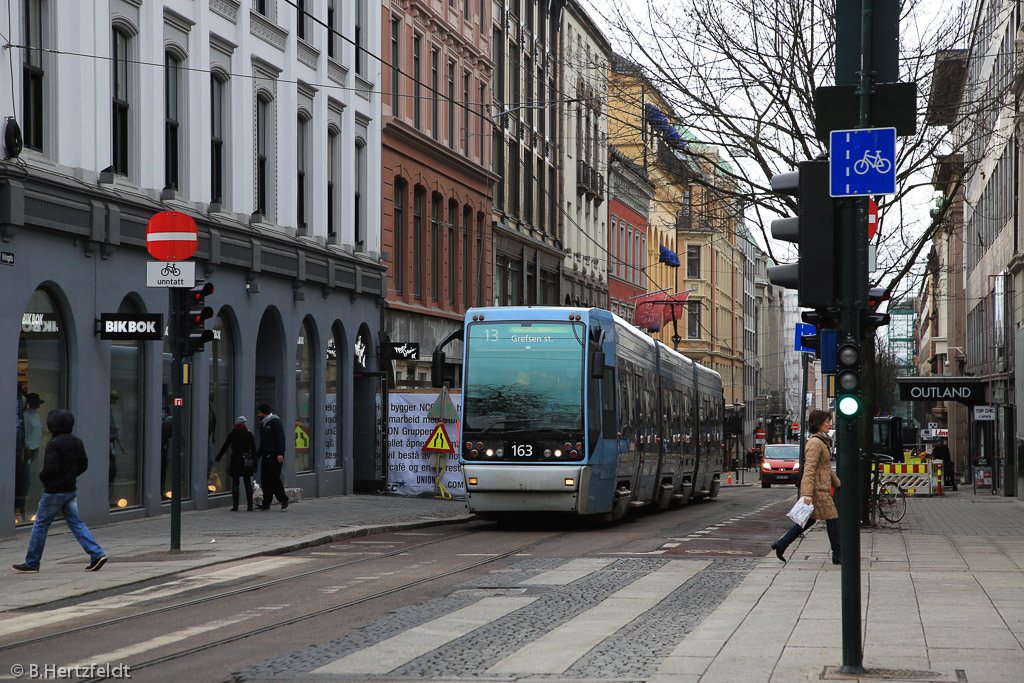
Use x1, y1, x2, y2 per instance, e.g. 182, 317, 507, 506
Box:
559, 0, 610, 308
606, 146, 653, 321
2, 0, 385, 537
380, 0, 495, 388
940, 1, 1018, 496
490, 0, 566, 307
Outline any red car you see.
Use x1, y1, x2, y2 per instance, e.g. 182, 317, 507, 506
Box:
760, 444, 801, 488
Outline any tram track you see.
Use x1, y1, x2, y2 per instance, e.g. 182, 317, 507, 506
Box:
0, 527, 489, 653
69, 527, 575, 682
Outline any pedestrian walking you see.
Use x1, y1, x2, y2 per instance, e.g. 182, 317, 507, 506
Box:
771, 409, 841, 565
931, 437, 957, 491
215, 416, 257, 511
256, 404, 289, 511
13, 409, 107, 573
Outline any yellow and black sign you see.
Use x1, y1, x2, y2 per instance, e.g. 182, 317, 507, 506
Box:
422, 421, 455, 454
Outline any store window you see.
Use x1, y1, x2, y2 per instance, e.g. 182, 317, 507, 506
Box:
162, 337, 191, 500
16, 289, 66, 525
208, 313, 234, 496
325, 326, 342, 469
295, 319, 314, 473
109, 298, 144, 510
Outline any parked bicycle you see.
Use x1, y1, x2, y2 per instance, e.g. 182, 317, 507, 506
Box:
867, 453, 906, 525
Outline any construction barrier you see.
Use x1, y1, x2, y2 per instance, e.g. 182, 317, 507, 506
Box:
875, 461, 941, 496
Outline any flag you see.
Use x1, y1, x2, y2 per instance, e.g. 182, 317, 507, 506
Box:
633, 291, 691, 331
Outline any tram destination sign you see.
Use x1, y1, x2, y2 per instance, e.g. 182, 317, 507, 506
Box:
97, 313, 164, 341
896, 377, 987, 405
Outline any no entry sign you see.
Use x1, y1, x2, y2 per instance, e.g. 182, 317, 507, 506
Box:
146, 211, 198, 261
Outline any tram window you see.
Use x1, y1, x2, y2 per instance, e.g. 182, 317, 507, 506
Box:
601, 369, 616, 439
587, 376, 600, 447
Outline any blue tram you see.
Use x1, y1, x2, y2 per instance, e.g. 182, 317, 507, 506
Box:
431, 306, 725, 520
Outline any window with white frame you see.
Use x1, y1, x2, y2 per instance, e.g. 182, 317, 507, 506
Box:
355, 0, 367, 76
354, 137, 366, 246
327, 127, 338, 238
210, 74, 227, 205
22, 0, 46, 151
164, 51, 184, 191
297, 113, 309, 229
112, 26, 132, 176
255, 92, 273, 217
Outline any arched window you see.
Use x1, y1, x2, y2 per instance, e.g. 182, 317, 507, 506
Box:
110, 298, 144, 510
208, 312, 235, 496
325, 325, 342, 470
295, 319, 315, 473
16, 289, 67, 524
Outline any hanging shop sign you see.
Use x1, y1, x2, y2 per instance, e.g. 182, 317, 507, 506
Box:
896, 378, 987, 405
96, 313, 164, 341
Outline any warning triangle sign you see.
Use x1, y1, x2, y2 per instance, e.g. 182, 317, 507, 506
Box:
421, 421, 456, 454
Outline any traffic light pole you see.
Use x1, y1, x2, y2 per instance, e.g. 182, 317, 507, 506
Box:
168, 288, 183, 552
835, 0, 876, 673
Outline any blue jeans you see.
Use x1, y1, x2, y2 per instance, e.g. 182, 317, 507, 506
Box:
24, 491, 105, 569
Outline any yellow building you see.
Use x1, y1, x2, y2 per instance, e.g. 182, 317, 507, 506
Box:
608, 58, 745, 411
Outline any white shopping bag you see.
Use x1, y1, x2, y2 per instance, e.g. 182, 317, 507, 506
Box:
786, 498, 814, 526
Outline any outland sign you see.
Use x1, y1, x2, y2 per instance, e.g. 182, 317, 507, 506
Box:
896, 378, 987, 405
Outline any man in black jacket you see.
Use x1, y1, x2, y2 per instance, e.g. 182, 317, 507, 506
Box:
932, 437, 957, 491
13, 409, 107, 573
256, 404, 289, 511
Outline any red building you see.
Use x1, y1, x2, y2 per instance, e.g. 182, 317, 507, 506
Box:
381, 1, 496, 387
607, 146, 655, 322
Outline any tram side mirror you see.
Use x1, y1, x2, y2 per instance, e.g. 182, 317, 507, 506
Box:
590, 350, 605, 379
431, 351, 446, 388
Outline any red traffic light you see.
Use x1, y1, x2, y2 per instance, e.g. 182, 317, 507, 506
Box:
188, 282, 214, 302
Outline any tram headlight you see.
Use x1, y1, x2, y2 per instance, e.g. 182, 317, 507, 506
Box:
553, 449, 562, 458
544, 449, 553, 458
485, 448, 494, 457
496, 448, 504, 457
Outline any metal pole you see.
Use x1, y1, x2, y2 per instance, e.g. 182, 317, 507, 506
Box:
798, 353, 809, 470
169, 288, 183, 552
835, 1, 874, 672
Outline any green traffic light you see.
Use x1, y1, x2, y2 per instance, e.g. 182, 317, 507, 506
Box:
838, 395, 860, 416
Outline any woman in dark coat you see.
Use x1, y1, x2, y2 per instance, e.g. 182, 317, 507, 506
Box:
215, 416, 257, 511
771, 409, 841, 564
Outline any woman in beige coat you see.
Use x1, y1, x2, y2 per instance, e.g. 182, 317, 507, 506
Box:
771, 409, 841, 564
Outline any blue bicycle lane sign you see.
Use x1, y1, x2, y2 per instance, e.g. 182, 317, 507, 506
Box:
829, 127, 896, 197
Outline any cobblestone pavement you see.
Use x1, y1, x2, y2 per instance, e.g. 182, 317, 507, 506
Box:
231, 490, 1024, 683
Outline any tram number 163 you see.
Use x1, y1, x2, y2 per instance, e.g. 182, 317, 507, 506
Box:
512, 444, 533, 457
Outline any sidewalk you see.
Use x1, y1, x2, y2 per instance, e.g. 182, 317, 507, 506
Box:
653, 488, 1024, 682
0, 493, 474, 612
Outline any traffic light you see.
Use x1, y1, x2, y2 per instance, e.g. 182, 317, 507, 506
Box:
835, 336, 861, 417
863, 286, 891, 333
183, 281, 214, 354
767, 158, 838, 308
799, 309, 837, 358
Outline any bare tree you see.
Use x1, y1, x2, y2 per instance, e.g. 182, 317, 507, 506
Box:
590, 0, 984, 296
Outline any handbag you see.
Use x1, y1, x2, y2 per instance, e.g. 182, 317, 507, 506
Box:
787, 498, 814, 526
242, 453, 257, 476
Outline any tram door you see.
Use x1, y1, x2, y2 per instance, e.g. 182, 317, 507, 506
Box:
353, 372, 387, 492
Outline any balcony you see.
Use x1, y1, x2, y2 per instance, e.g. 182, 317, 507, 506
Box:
577, 160, 590, 195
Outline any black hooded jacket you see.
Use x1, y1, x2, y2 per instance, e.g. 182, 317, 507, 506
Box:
39, 409, 89, 494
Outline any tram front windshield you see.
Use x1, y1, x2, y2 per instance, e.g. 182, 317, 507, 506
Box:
464, 321, 585, 434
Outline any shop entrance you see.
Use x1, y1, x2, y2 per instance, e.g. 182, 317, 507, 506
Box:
353, 373, 387, 492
